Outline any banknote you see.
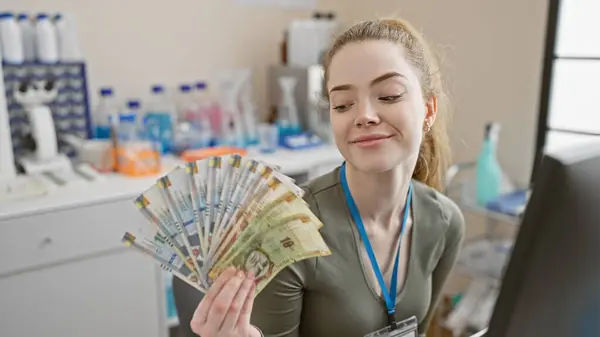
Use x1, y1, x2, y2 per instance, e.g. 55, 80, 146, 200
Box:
122, 232, 206, 292
213, 154, 243, 240
211, 176, 291, 262
123, 154, 332, 294
207, 213, 331, 294
134, 186, 197, 272
212, 190, 321, 266
158, 166, 204, 273
206, 159, 265, 258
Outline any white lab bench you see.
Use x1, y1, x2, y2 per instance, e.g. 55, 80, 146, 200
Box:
0, 145, 343, 337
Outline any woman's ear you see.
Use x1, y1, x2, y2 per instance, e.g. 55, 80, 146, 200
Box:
425, 96, 438, 126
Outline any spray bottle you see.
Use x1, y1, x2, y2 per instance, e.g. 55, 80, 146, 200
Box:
239, 69, 259, 146
476, 122, 502, 207
217, 71, 245, 147
277, 76, 301, 139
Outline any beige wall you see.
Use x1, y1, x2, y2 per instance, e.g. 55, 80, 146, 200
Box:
8, 0, 548, 185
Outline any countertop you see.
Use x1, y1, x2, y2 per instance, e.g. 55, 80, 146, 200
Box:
0, 145, 344, 221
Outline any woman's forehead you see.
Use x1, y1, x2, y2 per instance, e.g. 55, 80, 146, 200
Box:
327, 40, 417, 88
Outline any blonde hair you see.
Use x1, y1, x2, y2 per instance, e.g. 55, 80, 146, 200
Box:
322, 19, 452, 192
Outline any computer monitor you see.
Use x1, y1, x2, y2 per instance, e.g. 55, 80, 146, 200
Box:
485, 141, 600, 337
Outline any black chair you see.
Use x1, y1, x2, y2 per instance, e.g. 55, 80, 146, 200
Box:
172, 275, 204, 337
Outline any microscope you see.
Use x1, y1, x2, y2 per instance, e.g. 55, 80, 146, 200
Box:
13, 76, 72, 175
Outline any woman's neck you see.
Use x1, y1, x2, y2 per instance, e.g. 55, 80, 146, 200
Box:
345, 162, 414, 228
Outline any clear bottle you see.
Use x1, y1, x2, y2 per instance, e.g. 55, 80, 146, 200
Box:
53, 13, 83, 62
35, 13, 59, 64
17, 14, 36, 62
476, 122, 502, 207
126, 99, 144, 139
193, 81, 214, 133
177, 84, 197, 123
117, 112, 138, 143
0, 12, 25, 64
145, 85, 176, 154
93, 87, 118, 139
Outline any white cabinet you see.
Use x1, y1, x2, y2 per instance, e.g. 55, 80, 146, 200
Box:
0, 199, 167, 337
0, 250, 164, 337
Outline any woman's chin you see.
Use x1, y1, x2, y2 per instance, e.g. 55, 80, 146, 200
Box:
346, 157, 398, 174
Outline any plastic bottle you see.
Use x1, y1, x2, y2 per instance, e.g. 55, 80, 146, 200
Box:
117, 112, 138, 143
35, 13, 59, 64
0, 12, 25, 64
193, 81, 214, 131
476, 122, 503, 207
93, 87, 119, 139
144, 85, 176, 154
17, 14, 36, 62
126, 99, 144, 139
177, 84, 196, 122
54, 13, 83, 62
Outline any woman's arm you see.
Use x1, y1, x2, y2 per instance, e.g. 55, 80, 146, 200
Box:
419, 199, 466, 336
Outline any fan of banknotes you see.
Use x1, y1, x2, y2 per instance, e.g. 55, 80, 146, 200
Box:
121, 154, 331, 295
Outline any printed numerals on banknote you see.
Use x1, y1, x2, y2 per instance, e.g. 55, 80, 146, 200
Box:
121, 154, 331, 295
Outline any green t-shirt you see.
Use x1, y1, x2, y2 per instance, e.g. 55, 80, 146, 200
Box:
250, 166, 465, 337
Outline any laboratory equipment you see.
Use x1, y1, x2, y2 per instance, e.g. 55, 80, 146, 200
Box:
286, 16, 339, 67
277, 76, 301, 138
484, 141, 600, 337
0, 12, 24, 64
0, 55, 16, 180
238, 69, 259, 146
35, 13, 59, 64
93, 87, 118, 139
144, 84, 176, 154
216, 70, 245, 147
257, 123, 279, 153
54, 13, 83, 62
13, 75, 71, 174
17, 14, 36, 62
267, 64, 331, 141
476, 122, 502, 207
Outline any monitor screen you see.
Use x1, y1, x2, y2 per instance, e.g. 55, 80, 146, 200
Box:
486, 143, 600, 337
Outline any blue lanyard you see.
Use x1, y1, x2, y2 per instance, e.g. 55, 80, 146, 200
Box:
340, 163, 413, 328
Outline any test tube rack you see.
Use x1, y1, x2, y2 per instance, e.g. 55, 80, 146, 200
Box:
2, 61, 92, 162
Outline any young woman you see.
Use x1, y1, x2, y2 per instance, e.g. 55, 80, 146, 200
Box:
190, 18, 466, 337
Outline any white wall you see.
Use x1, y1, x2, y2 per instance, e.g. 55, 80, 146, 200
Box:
6, 0, 549, 186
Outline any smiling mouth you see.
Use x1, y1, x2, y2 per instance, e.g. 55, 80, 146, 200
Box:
350, 135, 393, 144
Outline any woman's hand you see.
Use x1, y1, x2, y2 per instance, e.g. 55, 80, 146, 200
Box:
191, 267, 259, 337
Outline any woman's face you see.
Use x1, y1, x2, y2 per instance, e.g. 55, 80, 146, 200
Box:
327, 40, 436, 173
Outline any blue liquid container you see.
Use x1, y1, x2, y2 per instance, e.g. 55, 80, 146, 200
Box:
93, 87, 117, 139
476, 122, 502, 208
144, 85, 176, 154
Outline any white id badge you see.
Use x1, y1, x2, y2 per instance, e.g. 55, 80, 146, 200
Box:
364, 316, 418, 337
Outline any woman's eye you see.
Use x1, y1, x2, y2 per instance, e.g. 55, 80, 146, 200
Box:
333, 104, 352, 112
379, 95, 403, 102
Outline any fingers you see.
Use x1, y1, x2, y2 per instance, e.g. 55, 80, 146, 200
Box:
222, 271, 255, 331
191, 267, 237, 334
205, 269, 248, 333
236, 274, 257, 329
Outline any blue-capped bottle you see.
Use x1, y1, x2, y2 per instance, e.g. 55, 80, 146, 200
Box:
93, 87, 118, 139
476, 122, 502, 208
145, 84, 176, 154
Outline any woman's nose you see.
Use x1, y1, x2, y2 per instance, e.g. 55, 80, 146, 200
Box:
354, 101, 380, 127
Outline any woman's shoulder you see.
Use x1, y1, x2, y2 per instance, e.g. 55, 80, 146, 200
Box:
298, 167, 343, 216
411, 180, 465, 245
